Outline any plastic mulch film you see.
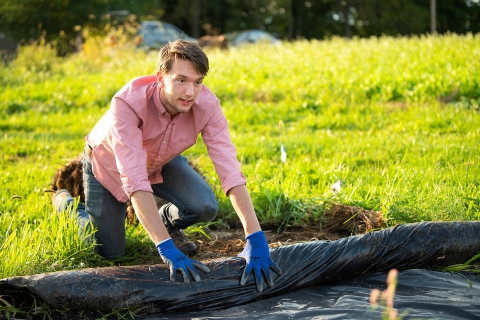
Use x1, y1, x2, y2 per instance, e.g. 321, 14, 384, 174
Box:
155, 269, 480, 319
1, 221, 480, 316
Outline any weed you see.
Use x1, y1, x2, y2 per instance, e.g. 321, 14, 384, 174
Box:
0, 293, 54, 320
369, 269, 407, 320
96, 304, 148, 320
442, 253, 480, 275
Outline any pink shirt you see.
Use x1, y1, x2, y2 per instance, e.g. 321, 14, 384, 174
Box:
85, 75, 246, 203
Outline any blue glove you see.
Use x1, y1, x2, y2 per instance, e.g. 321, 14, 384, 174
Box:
238, 230, 283, 292
157, 238, 210, 282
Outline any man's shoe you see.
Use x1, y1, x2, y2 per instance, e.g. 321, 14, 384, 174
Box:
170, 229, 198, 255
51, 189, 73, 212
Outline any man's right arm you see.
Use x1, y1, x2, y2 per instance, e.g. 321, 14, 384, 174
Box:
130, 190, 210, 282
130, 190, 170, 245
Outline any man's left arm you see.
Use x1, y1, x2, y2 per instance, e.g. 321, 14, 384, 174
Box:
200, 96, 282, 291
228, 185, 283, 292
227, 185, 261, 235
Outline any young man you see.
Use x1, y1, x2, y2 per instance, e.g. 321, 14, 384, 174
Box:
53, 39, 281, 292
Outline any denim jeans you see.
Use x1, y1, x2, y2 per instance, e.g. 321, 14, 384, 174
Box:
59, 146, 218, 260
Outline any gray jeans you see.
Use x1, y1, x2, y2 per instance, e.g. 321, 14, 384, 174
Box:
59, 148, 218, 260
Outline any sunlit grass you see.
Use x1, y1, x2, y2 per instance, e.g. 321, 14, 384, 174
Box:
0, 34, 479, 279
0, 200, 98, 277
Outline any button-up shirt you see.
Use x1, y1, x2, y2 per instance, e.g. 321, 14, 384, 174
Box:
85, 75, 245, 203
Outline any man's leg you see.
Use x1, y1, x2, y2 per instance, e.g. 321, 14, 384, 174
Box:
82, 150, 127, 260
151, 155, 218, 253
52, 151, 127, 260
52, 189, 92, 241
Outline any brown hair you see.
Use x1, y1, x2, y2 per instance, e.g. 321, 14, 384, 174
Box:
157, 39, 209, 76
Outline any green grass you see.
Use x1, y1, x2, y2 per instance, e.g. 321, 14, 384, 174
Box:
0, 34, 479, 280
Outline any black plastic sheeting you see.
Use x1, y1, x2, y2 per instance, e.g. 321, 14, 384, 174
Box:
152, 269, 480, 319
1, 221, 480, 317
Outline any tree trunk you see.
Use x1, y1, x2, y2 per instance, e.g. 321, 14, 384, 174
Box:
287, 0, 295, 40
430, 0, 437, 34
191, 0, 201, 38
337, 0, 351, 38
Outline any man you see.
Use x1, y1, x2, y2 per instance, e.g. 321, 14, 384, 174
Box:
52, 39, 281, 292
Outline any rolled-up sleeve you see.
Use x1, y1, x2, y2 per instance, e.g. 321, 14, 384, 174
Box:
202, 102, 246, 195
110, 97, 153, 197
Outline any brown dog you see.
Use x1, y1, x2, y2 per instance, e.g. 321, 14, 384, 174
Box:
48, 156, 207, 225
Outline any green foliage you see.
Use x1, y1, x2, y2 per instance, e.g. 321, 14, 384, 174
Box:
0, 0, 162, 55
443, 253, 480, 274
0, 293, 53, 320
206, 34, 480, 105
1, 0, 479, 56
0, 200, 99, 277
0, 34, 479, 281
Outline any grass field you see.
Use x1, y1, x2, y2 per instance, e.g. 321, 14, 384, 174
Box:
1, 34, 479, 280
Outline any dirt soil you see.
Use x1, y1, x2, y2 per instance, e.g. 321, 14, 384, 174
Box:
176, 226, 323, 263
180, 202, 386, 263
193, 226, 332, 261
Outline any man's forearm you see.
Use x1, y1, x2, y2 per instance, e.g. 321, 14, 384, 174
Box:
228, 185, 262, 236
130, 190, 171, 245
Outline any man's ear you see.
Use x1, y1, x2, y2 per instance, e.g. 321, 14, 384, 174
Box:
156, 71, 165, 88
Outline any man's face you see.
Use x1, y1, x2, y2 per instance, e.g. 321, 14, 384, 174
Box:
157, 59, 204, 115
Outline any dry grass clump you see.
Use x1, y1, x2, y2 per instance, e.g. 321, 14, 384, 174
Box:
322, 202, 386, 236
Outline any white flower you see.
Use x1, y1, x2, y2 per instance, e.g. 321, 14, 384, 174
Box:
281, 144, 287, 163
331, 180, 341, 193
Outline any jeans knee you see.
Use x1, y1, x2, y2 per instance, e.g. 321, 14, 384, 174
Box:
197, 200, 218, 222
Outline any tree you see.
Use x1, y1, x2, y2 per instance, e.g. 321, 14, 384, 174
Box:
436, 0, 480, 34
431, 0, 437, 34
0, 0, 161, 55
1, 0, 478, 56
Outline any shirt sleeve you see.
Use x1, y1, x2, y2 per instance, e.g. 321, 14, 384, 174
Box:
110, 97, 153, 197
201, 100, 246, 195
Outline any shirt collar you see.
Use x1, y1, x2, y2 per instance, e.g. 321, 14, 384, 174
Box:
153, 83, 169, 116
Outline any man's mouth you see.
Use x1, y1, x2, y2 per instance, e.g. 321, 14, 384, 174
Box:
180, 98, 192, 106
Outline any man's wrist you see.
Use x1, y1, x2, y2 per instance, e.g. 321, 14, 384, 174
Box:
156, 237, 172, 247
246, 230, 264, 240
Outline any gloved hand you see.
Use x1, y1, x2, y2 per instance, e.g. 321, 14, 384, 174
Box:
157, 238, 210, 282
238, 230, 283, 292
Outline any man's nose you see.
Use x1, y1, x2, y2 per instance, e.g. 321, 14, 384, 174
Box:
185, 82, 194, 96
